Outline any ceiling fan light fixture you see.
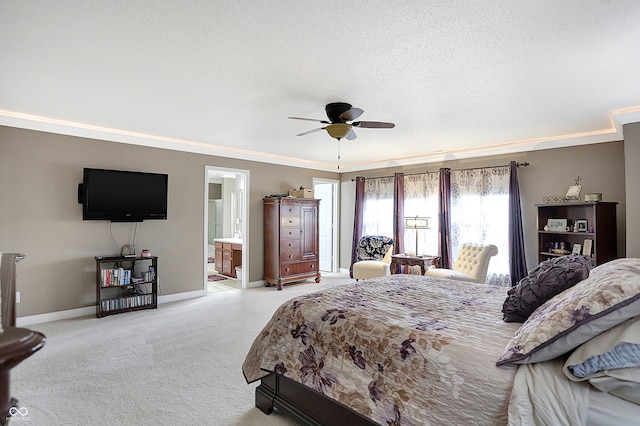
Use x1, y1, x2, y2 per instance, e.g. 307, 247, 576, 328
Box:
326, 123, 352, 140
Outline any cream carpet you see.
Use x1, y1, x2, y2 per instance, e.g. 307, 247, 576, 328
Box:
12, 273, 354, 426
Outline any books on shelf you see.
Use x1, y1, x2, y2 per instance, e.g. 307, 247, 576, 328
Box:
100, 268, 132, 286
101, 267, 155, 287
96, 255, 158, 317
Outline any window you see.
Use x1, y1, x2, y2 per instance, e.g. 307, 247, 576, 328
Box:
450, 167, 510, 286
404, 173, 439, 256
362, 177, 394, 237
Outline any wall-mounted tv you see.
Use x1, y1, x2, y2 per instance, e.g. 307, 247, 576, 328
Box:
79, 168, 168, 222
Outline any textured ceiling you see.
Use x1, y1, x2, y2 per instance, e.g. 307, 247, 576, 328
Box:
2, 1, 640, 172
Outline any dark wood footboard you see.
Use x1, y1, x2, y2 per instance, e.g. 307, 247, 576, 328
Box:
255, 374, 378, 426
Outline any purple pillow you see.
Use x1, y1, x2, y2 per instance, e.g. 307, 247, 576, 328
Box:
502, 255, 591, 322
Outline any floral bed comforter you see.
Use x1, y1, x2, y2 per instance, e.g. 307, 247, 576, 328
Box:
242, 274, 521, 425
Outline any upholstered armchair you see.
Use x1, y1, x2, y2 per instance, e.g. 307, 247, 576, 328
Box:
352, 236, 394, 281
425, 243, 498, 284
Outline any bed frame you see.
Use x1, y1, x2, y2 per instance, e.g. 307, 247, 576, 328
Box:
255, 373, 378, 426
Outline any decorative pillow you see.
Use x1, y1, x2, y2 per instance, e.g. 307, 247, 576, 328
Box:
496, 258, 640, 366
564, 316, 640, 379
356, 236, 393, 261
502, 255, 591, 323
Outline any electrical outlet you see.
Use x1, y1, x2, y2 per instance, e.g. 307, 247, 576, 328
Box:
16, 291, 20, 304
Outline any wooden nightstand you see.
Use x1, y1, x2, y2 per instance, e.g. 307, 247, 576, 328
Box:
391, 254, 440, 275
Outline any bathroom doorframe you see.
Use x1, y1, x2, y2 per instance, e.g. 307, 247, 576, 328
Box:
204, 165, 250, 289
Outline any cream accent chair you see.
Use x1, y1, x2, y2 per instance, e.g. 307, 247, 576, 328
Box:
425, 243, 498, 284
352, 236, 394, 281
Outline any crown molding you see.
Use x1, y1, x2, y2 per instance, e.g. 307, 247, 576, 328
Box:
1, 107, 638, 174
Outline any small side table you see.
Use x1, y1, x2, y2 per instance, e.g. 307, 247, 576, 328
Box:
391, 254, 440, 275
0, 327, 46, 424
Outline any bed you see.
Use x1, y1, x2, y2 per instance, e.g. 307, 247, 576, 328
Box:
242, 257, 640, 425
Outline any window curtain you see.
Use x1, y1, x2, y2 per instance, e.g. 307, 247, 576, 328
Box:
450, 166, 511, 286
509, 161, 528, 285
404, 172, 440, 258
362, 176, 395, 237
349, 177, 365, 278
438, 168, 453, 269
392, 173, 404, 273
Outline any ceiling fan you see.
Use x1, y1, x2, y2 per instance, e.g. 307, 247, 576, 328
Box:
288, 102, 395, 141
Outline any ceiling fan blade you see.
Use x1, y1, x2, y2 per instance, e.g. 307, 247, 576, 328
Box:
345, 128, 357, 140
352, 121, 395, 129
288, 116, 330, 124
339, 108, 364, 122
296, 127, 326, 137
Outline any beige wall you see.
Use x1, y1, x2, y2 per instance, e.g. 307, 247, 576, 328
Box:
624, 122, 640, 257
339, 141, 628, 272
2, 124, 636, 318
0, 126, 338, 317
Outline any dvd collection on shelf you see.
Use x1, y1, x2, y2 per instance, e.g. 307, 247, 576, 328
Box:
101, 293, 155, 312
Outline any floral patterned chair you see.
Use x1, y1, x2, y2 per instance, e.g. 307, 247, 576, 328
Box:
352, 236, 394, 281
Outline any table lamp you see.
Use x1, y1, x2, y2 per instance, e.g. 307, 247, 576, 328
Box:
404, 216, 430, 256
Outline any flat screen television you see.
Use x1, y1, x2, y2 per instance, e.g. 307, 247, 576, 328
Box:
79, 168, 168, 222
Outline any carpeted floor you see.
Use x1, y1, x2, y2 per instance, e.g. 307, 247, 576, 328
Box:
12, 273, 353, 425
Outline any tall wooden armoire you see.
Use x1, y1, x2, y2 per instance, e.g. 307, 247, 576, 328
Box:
263, 197, 321, 290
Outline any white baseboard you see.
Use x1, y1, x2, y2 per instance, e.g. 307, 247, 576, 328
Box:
16, 282, 285, 326
157, 289, 205, 304
16, 289, 206, 326
16, 306, 96, 327
246, 279, 264, 288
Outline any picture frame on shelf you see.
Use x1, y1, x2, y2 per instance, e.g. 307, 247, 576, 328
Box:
575, 219, 588, 232
572, 244, 582, 254
583, 239, 593, 256
565, 185, 582, 201
546, 218, 568, 231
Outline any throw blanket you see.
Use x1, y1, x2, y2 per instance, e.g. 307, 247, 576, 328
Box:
243, 274, 521, 425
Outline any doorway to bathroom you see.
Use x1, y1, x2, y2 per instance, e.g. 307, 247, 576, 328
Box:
204, 166, 250, 291
313, 178, 339, 273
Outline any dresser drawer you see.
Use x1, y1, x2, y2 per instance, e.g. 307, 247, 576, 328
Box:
281, 261, 318, 276
280, 239, 300, 251
281, 250, 300, 261
281, 205, 300, 216
281, 215, 300, 227
281, 228, 300, 239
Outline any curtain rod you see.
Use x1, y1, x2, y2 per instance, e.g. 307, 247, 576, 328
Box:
351, 162, 529, 181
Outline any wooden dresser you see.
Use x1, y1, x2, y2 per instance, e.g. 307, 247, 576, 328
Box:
263, 197, 321, 290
